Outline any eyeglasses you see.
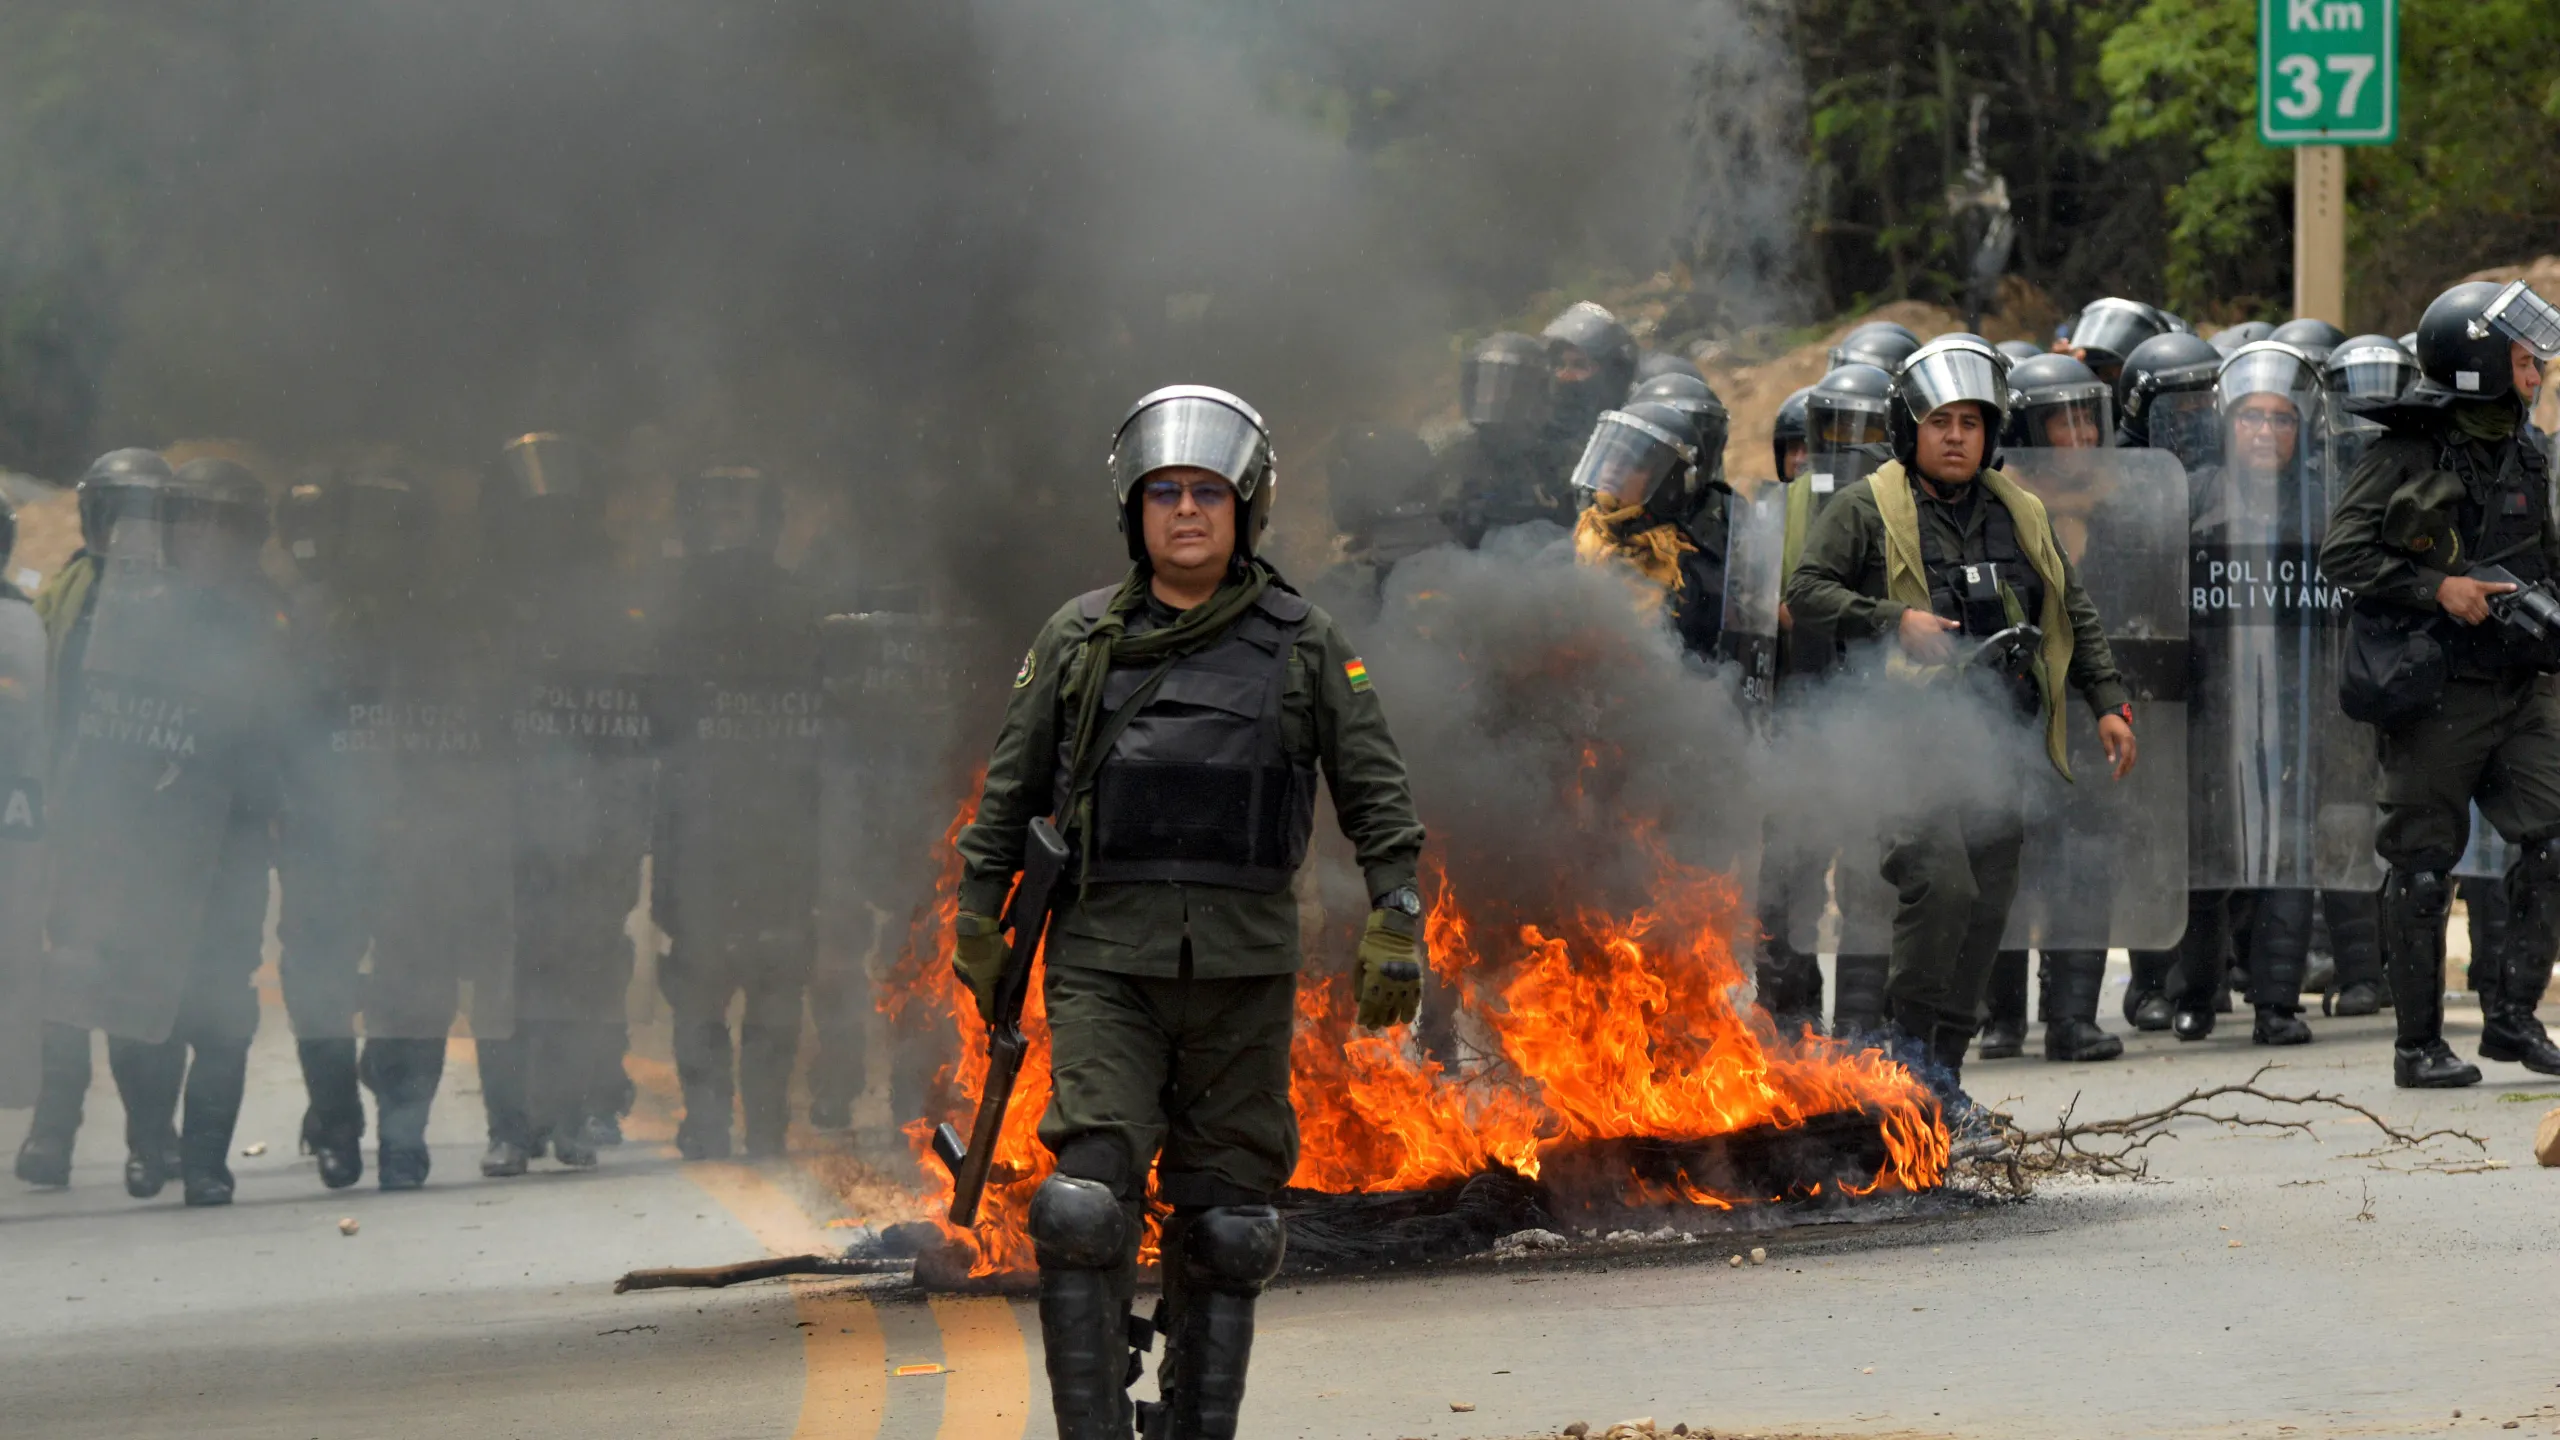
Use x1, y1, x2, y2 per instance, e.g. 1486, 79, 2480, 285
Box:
1140, 478, 1235, 509
2231, 409, 2300, 432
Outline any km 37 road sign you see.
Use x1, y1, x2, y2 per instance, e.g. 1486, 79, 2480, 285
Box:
2260, 0, 2397, 145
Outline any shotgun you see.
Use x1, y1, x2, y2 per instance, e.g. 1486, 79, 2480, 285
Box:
931, 814, 1070, 1226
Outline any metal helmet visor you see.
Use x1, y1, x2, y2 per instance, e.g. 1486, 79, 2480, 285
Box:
2016, 387, 2115, 449
1808, 391, 1891, 449
1461, 341, 1552, 428
2218, 343, 2319, 475
1110, 393, 1270, 506
1570, 410, 1694, 509
2071, 299, 2166, 365
1901, 343, 2009, 429
2328, 342, 2419, 400
2147, 388, 2223, 470
2480, 280, 2560, 363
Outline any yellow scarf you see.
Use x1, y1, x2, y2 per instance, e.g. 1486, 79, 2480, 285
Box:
1574, 502, 1693, 614
1868, 460, 2078, 779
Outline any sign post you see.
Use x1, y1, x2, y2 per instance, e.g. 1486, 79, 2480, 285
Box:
2259, 0, 2396, 326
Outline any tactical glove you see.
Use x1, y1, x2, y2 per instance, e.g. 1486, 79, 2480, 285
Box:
952, 912, 1008, 1025
1355, 909, 1424, 1030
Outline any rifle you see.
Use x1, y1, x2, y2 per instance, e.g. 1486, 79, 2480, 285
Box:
931, 814, 1071, 1226
2468, 563, 2560, 671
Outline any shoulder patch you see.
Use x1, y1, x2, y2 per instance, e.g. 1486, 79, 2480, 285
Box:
1013, 647, 1037, 689
1343, 656, 1370, 692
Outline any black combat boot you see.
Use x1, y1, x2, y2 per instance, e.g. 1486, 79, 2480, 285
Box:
2040, 951, 2124, 1061
2124, 949, 2176, 1031
362, 1037, 445, 1191
297, 1037, 366, 1189
2245, 892, 2314, 1046
2381, 868, 2481, 1088
1977, 951, 2029, 1060
676, 1087, 734, 1161
14, 1023, 94, 1187
2324, 888, 2387, 1016
181, 1041, 251, 1207
108, 1037, 186, 1199
2171, 895, 2229, 1042
738, 1022, 797, 1159
1832, 954, 1889, 1041
1151, 1206, 1285, 1440
2483, 843, 2560, 1074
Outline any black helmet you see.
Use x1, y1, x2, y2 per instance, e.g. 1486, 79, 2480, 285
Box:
77, 448, 171, 553
1808, 362, 1896, 453
675, 465, 785, 559
1771, 385, 1814, 481
2005, 353, 2113, 449
1568, 400, 1698, 518
2159, 311, 2194, 335
2415, 279, 2560, 402
2069, 298, 2170, 378
1996, 340, 2046, 363
164, 457, 269, 575
2207, 320, 2274, 355
1328, 427, 1440, 543
1108, 385, 1277, 565
2115, 331, 2225, 456
1632, 350, 1701, 391
2326, 334, 2420, 401
277, 463, 429, 586
1460, 331, 1551, 431
1828, 320, 1921, 375
1626, 372, 1730, 483
2268, 318, 2348, 366
1541, 302, 1638, 398
1891, 335, 2011, 470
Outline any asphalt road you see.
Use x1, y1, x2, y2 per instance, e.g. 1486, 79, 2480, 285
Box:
5, 980, 2558, 1440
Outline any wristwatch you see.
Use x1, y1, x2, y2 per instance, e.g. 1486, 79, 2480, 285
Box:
2111, 703, 2135, 730
1374, 885, 1423, 918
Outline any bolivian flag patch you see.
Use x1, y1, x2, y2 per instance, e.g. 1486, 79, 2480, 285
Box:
1343, 657, 1371, 693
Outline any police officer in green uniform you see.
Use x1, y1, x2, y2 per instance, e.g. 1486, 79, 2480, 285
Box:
1784, 335, 2137, 1139
953, 385, 1425, 1440
2321, 278, 2560, 1088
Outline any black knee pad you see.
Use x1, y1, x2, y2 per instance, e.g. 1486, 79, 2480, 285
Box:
1177, 1205, 1286, 1294
2387, 868, 2451, 920
1029, 1175, 1131, 1271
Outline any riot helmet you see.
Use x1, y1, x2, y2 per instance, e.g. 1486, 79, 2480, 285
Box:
2326, 334, 2420, 401
1627, 372, 1730, 484
1827, 320, 1921, 375
1892, 334, 2011, 472
2116, 331, 2225, 464
1996, 340, 2046, 363
1541, 302, 1638, 414
2216, 341, 2321, 478
2005, 353, 2113, 450
1569, 400, 1698, 520
163, 457, 269, 580
1108, 384, 1276, 565
676, 465, 784, 559
276, 464, 430, 588
2207, 320, 2274, 355
2069, 298, 2170, 381
493, 432, 609, 569
1808, 363, 1895, 451
2160, 311, 2194, 335
1771, 385, 1813, 482
77, 448, 172, 557
2415, 279, 2560, 402
1633, 350, 1701, 390
1460, 331, 1552, 431
2268, 318, 2347, 366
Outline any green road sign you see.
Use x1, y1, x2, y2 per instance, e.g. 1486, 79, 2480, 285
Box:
2260, 0, 2397, 145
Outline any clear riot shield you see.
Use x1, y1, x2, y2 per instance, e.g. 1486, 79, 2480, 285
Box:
0, 599, 46, 1107
2186, 398, 2379, 891
508, 585, 659, 1029
1788, 452, 2193, 953
361, 644, 518, 1039
1718, 484, 1786, 706
2146, 388, 2222, 473
44, 568, 263, 1043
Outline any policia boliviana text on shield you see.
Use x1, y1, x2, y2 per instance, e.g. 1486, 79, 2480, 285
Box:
1784, 334, 2138, 1147
950, 386, 1426, 1440
2322, 279, 2560, 1089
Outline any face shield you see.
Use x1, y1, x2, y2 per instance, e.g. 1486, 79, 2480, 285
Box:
1900, 341, 2010, 432
2146, 387, 2223, 470
2479, 280, 2560, 363
1809, 392, 1890, 450
2070, 299, 2167, 374
93, 480, 168, 568
1460, 338, 1552, 429
2014, 384, 2113, 450
1569, 410, 1695, 511
2218, 342, 2321, 477
2327, 341, 2419, 401
162, 491, 269, 580
1107, 387, 1273, 507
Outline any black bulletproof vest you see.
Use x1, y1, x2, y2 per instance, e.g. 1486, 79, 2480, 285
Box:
2445, 431, 2556, 676
1916, 483, 2045, 637
1059, 586, 1317, 893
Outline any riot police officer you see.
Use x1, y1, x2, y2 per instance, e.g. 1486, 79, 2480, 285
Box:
1785, 335, 2136, 1140
952, 386, 1424, 1440
1438, 331, 1568, 546
1627, 370, 1736, 566
2069, 297, 2173, 386
1770, 385, 1814, 485
2323, 279, 2560, 1087
2115, 331, 2225, 460
12, 449, 165, 1188
1315, 427, 1452, 617
653, 466, 826, 1160
1542, 303, 1639, 484
1571, 399, 1724, 659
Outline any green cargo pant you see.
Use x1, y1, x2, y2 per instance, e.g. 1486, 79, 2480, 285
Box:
1878, 802, 2026, 1033
1037, 963, 1299, 1206
2376, 675, 2560, 870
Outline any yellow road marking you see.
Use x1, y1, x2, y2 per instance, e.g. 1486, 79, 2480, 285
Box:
928, 1296, 1034, 1440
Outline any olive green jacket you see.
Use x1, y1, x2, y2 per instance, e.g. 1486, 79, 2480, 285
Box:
2320, 429, 2560, 611
1782, 464, 2130, 774
956, 584, 1424, 978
